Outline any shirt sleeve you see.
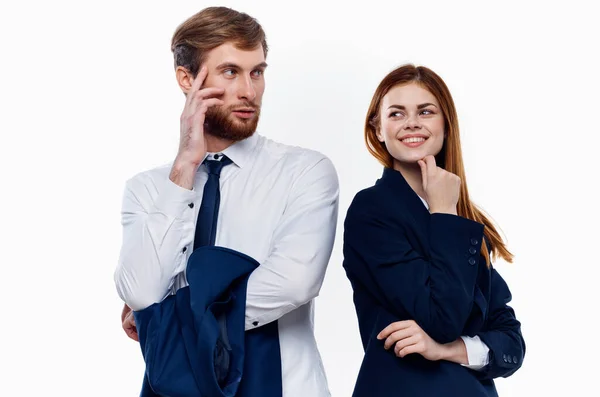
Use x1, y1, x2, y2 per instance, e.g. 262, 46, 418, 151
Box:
244, 156, 339, 330
114, 173, 198, 311
460, 335, 491, 370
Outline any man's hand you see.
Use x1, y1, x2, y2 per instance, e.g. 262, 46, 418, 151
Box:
121, 303, 139, 342
170, 65, 225, 190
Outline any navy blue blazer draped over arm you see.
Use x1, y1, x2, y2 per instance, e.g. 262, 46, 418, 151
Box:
133, 246, 282, 397
342, 167, 525, 397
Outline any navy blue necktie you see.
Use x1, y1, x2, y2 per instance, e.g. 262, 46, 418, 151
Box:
193, 155, 232, 250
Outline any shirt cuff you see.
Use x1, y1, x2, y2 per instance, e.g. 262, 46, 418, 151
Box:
460, 335, 490, 371
245, 303, 296, 331
153, 177, 198, 220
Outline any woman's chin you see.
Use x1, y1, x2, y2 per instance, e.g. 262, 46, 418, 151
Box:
392, 158, 422, 171
394, 156, 426, 166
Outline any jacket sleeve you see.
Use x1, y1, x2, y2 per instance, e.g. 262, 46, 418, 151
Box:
343, 194, 484, 344
475, 267, 525, 379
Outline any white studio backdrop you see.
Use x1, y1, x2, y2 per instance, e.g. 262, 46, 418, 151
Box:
0, 0, 598, 396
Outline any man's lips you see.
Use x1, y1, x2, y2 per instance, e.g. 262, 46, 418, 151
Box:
232, 108, 256, 118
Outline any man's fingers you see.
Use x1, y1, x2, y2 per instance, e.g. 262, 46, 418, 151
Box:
187, 89, 224, 117
192, 87, 225, 103
184, 66, 209, 107
125, 327, 139, 342
198, 86, 225, 98
120, 304, 139, 341
196, 98, 225, 113
187, 87, 224, 113
122, 310, 135, 328
185, 66, 206, 107
187, 98, 224, 129
191, 66, 208, 93
121, 304, 131, 323
122, 310, 139, 342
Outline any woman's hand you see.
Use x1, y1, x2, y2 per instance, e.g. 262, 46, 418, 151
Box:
417, 155, 460, 215
377, 319, 445, 360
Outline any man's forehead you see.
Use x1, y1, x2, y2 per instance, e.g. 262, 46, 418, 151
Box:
205, 42, 265, 67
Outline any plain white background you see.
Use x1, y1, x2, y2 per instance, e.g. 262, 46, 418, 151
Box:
1, 0, 598, 395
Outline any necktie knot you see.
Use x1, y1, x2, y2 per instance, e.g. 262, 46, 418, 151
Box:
204, 155, 232, 176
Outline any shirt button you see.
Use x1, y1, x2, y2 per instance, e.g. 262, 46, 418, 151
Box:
469, 247, 477, 255
470, 238, 479, 246
468, 258, 476, 266
214, 154, 221, 160
188, 202, 194, 208
183, 247, 187, 253
252, 321, 259, 326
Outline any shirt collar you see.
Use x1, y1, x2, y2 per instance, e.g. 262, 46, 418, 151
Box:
418, 195, 429, 210
204, 132, 260, 169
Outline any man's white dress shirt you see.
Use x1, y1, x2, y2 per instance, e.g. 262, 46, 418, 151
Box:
115, 133, 339, 397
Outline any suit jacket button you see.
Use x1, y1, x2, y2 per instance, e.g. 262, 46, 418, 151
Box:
469, 247, 477, 255
507, 355, 512, 363
468, 258, 476, 265
513, 356, 518, 364
470, 238, 479, 246
503, 354, 508, 363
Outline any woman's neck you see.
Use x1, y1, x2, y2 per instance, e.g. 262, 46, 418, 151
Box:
393, 160, 426, 200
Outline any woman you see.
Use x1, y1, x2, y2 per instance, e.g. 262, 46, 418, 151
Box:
343, 64, 525, 396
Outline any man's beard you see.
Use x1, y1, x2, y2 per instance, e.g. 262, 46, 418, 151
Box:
204, 102, 260, 142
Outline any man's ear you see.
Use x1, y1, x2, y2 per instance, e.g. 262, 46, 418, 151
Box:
175, 66, 194, 95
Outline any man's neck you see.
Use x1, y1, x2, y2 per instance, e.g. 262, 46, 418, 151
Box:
205, 134, 235, 153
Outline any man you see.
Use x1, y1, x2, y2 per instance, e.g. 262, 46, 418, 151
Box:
114, 6, 339, 397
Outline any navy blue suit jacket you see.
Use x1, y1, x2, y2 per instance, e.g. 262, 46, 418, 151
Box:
343, 168, 525, 397
133, 246, 282, 397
